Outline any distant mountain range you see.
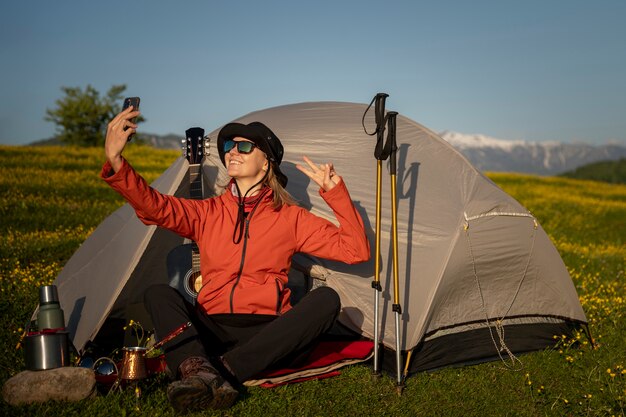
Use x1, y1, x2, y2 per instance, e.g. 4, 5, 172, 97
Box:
439, 131, 626, 175
29, 133, 184, 150
145, 130, 625, 176
31, 131, 626, 176
141, 133, 184, 150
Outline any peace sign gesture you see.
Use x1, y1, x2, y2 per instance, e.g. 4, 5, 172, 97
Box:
296, 156, 342, 192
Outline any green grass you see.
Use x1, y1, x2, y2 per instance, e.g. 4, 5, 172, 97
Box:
1, 146, 625, 416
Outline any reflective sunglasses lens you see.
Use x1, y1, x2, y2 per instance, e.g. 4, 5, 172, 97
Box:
223, 140, 236, 153
237, 142, 255, 154
224, 140, 255, 154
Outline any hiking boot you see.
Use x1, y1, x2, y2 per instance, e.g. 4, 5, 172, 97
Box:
166, 356, 238, 412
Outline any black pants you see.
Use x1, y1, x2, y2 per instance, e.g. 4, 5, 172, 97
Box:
144, 284, 340, 383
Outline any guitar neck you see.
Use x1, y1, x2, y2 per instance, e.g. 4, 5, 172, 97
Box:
189, 163, 203, 200
191, 242, 200, 272
187, 163, 203, 273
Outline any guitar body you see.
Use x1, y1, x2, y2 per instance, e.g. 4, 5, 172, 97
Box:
167, 243, 202, 305
167, 127, 208, 305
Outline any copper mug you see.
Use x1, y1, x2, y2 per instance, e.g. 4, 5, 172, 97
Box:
120, 347, 148, 380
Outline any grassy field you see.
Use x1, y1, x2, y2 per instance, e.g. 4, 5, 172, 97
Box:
1, 145, 624, 416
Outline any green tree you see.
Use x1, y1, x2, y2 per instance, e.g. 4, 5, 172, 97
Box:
45, 84, 144, 147
561, 158, 626, 184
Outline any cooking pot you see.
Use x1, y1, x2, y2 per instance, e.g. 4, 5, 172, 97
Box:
24, 331, 69, 371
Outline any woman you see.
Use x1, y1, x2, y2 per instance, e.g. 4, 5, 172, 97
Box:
102, 106, 370, 412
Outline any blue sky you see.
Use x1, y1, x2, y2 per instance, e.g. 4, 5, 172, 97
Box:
1, 0, 625, 146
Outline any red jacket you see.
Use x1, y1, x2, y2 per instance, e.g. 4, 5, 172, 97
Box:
101, 159, 370, 316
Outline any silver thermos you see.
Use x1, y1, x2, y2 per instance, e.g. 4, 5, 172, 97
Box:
37, 285, 65, 330
24, 285, 69, 370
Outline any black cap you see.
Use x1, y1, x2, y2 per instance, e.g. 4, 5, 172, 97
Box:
217, 121, 288, 187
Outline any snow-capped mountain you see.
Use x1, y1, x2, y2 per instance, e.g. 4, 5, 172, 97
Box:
439, 131, 626, 175
113, 130, 626, 176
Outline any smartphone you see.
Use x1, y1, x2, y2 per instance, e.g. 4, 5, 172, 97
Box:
122, 97, 140, 140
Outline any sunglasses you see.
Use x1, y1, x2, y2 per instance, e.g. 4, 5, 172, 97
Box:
223, 140, 258, 155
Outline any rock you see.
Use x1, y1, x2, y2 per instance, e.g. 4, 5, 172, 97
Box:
2, 367, 96, 406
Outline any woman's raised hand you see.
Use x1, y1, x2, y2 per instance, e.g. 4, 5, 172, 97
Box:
296, 156, 342, 192
104, 106, 140, 172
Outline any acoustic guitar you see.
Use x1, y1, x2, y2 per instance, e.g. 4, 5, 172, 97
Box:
167, 127, 207, 304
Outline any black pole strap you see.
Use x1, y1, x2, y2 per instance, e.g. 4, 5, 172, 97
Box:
362, 92, 389, 136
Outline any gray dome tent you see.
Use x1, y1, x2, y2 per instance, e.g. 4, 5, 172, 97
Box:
52, 101, 587, 374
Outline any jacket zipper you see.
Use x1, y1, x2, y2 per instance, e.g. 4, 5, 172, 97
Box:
228, 187, 270, 314
275, 278, 282, 315
229, 218, 250, 313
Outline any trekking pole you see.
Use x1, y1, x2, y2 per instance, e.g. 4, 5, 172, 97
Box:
368, 93, 389, 377
364, 94, 404, 389
385, 111, 404, 393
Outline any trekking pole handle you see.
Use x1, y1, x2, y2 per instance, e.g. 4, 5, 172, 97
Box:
387, 112, 398, 174
373, 93, 390, 161
374, 93, 389, 131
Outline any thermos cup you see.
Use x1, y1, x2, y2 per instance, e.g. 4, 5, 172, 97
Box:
37, 285, 65, 330
24, 285, 69, 370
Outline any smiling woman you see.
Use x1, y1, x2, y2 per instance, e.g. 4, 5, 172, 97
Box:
101, 110, 370, 412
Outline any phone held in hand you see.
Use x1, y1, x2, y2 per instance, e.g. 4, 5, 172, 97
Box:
122, 97, 140, 141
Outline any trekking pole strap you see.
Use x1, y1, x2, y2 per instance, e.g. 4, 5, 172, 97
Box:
362, 92, 389, 135
362, 93, 393, 161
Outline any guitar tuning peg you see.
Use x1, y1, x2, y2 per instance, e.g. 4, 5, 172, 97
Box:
181, 138, 187, 144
